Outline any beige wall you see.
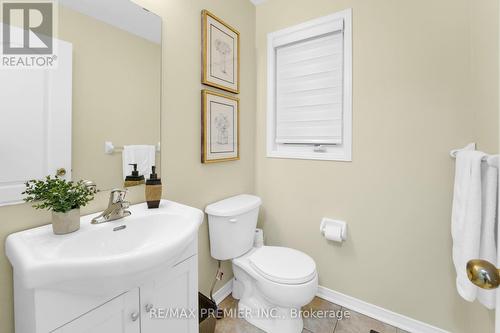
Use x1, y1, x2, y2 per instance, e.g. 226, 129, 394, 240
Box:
59, 6, 162, 190
255, 1, 498, 333
0, 1, 256, 332
470, 0, 500, 153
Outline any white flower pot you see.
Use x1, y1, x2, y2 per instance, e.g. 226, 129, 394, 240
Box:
52, 208, 80, 235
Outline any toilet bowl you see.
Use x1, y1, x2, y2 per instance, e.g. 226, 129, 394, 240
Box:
205, 195, 318, 333
232, 246, 318, 333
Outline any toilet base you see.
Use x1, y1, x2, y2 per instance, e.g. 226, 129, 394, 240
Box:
232, 270, 306, 333
230, 247, 318, 333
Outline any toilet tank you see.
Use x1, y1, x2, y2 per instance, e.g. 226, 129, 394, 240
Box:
205, 195, 262, 260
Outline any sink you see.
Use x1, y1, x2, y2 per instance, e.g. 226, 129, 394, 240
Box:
6, 200, 203, 291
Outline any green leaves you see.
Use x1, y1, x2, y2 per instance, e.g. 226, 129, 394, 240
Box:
23, 176, 96, 213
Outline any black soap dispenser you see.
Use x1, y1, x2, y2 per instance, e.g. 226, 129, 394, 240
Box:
124, 163, 145, 187
145, 166, 162, 209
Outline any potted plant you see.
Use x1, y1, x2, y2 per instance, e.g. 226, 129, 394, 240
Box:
23, 176, 96, 235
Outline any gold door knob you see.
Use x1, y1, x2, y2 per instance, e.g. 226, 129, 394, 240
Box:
56, 168, 67, 177
466, 259, 500, 289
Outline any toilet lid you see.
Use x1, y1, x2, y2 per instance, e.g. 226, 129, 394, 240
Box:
249, 247, 316, 285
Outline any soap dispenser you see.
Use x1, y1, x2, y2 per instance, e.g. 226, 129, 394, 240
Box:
124, 163, 145, 187
145, 166, 162, 208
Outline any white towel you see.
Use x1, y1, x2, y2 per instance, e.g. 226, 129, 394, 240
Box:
451, 149, 487, 302
122, 145, 156, 180
477, 163, 498, 309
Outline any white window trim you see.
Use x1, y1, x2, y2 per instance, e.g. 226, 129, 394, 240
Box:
266, 9, 352, 161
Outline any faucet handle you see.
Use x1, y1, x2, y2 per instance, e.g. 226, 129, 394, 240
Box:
82, 180, 98, 193
110, 188, 128, 203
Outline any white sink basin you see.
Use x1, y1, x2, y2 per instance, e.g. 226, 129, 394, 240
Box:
6, 200, 203, 290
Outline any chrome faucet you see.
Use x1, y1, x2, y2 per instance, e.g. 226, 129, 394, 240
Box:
91, 189, 131, 224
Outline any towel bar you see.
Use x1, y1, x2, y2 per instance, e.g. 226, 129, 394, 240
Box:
104, 141, 161, 155
450, 143, 499, 169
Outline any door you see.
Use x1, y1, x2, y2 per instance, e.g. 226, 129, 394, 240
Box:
496, 163, 500, 333
140, 255, 199, 333
53, 288, 140, 333
0, 37, 72, 206
497, 283, 500, 333
497, 188, 500, 333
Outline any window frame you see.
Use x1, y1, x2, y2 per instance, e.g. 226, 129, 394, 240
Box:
266, 9, 352, 161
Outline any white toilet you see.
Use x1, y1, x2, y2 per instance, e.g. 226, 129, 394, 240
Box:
205, 194, 318, 333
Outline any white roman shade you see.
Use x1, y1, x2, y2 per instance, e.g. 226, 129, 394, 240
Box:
274, 18, 344, 144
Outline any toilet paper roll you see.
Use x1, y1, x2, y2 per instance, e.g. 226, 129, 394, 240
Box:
254, 228, 264, 247
323, 225, 343, 242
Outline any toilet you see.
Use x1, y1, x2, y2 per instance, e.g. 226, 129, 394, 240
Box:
205, 194, 318, 333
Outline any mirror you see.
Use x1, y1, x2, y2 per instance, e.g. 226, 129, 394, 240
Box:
0, 0, 162, 206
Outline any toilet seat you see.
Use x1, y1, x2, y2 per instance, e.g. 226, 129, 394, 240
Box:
248, 246, 316, 285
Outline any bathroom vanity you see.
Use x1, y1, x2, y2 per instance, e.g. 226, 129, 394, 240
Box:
6, 200, 203, 333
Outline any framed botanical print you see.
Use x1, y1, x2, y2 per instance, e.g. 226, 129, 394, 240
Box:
202, 10, 240, 94
202, 90, 239, 163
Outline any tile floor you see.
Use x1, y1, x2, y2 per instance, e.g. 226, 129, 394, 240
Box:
214, 294, 410, 333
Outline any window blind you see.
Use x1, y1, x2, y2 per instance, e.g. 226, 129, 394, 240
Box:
275, 20, 344, 145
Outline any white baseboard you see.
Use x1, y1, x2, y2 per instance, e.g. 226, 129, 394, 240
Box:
317, 286, 450, 333
213, 279, 449, 333
212, 279, 233, 305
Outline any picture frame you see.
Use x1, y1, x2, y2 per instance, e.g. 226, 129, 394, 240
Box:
202, 89, 240, 163
202, 10, 240, 94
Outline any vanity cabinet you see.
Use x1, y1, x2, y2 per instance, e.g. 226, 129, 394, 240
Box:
52, 254, 198, 333
13, 240, 199, 333
7, 200, 204, 333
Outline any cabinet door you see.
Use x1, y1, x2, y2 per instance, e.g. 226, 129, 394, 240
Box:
53, 288, 140, 333
141, 255, 198, 333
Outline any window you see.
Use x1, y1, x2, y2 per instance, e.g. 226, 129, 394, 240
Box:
267, 9, 352, 161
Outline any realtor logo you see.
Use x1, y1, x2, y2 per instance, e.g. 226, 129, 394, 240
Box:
2, 1, 53, 54
1, 0, 57, 68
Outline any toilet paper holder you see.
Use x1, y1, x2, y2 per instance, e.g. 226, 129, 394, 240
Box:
320, 218, 347, 241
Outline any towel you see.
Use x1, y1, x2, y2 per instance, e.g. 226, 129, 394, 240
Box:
122, 145, 156, 180
476, 163, 498, 309
451, 149, 487, 302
